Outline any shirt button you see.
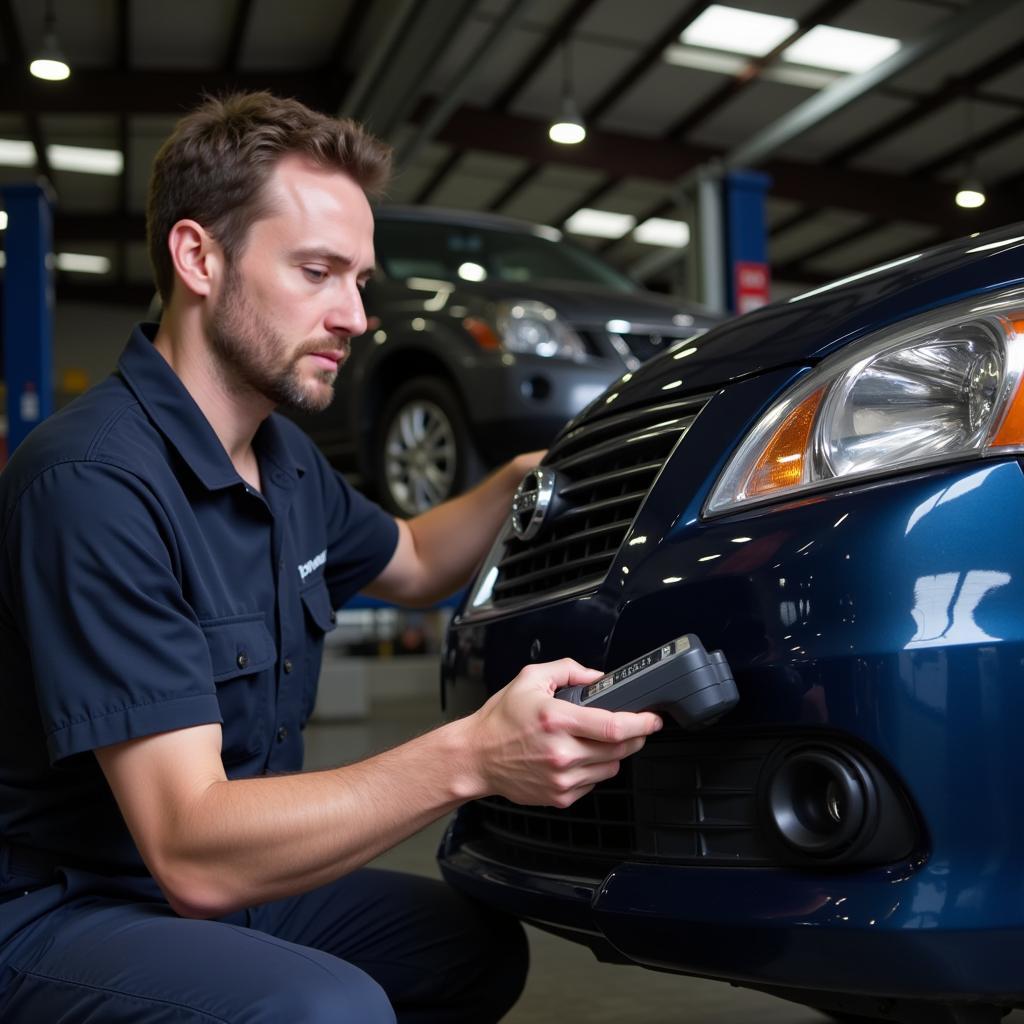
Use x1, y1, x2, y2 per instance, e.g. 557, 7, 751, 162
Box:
236, 652, 249, 669
276, 725, 289, 743
283, 658, 294, 674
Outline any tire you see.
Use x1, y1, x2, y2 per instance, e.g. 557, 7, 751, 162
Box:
373, 377, 483, 517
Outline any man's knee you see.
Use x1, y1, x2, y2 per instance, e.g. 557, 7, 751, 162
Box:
247, 959, 396, 1024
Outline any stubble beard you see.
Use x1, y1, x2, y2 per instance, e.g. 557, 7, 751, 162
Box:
209, 266, 346, 414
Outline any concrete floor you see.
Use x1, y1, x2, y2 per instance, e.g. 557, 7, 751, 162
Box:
305, 672, 1024, 1024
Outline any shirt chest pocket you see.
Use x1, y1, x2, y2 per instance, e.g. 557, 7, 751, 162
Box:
299, 580, 337, 723
200, 614, 277, 767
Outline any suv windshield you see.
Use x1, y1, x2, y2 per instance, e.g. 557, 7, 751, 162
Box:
374, 217, 637, 293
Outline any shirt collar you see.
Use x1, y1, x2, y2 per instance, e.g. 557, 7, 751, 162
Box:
117, 323, 305, 491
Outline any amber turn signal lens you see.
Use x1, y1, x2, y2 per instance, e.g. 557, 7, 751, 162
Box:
989, 316, 1024, 447
463, 317, 503, 350
746, 388, 825, 498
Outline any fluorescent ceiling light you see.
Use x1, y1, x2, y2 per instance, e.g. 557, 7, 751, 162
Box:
0, 139, 123, 175
55, 252, 111, 274
634, 217, 691, 248
564, 208, 636, 239
681, 5, 797, 58
47, 144, 123, 176
0, 210, 7, 231
0, 138, 37, 167
782, 25, 900, 73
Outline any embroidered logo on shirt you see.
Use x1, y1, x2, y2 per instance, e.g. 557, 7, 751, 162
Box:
297, 549, 327, 580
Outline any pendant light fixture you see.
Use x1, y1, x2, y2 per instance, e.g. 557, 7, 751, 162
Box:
30, 0, 71, 82
955, 96, 985, 209
549, 43, 586, 145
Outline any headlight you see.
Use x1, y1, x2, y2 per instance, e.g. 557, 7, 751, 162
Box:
495, 299, 588, 360
705, 292, 1024, 516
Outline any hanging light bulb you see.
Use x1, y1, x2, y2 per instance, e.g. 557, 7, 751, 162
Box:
955, 179, 986, 209
549, 43, 586, 145
954, 96, 984, 209
549, 96, 586, 144
29, 0, 70, 82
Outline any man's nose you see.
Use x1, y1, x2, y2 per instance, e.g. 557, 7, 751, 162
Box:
326, 288, 368, 338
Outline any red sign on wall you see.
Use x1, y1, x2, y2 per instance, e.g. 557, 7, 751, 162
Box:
735, 261, 771, 315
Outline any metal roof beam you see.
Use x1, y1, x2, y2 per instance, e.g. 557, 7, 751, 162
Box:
0, 69, 327, 113
397, 0, 520, 169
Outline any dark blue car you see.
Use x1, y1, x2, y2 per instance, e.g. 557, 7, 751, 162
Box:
438, 223, 1024, 1024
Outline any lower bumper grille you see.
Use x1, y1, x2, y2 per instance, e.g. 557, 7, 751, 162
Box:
468, 729, 920, 878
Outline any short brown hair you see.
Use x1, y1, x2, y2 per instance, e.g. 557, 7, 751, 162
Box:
146, 91, 392, 304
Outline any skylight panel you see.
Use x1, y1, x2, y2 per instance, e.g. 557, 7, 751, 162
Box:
681, 5, 798, 58
782, 25, 900, 73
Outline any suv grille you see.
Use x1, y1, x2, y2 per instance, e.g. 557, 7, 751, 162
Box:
469, 730, 775, 879
580, 329, 698, 366
489, 396, 707, 609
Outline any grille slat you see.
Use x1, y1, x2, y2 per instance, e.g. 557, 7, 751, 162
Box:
475, 395, 708, 611
492, 553, 611, 598
553, 423, 691, 475
558, 461, 662, 499
557, 489, 649, 521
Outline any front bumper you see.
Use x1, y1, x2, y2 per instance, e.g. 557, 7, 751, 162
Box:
440, 425, 1024, 998
440, 836, 1024, 1001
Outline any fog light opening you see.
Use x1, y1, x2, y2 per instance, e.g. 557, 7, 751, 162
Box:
521, 376, 552, 401
768, 748, 870, 856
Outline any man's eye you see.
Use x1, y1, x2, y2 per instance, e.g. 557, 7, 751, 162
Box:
303, 267, 328, 283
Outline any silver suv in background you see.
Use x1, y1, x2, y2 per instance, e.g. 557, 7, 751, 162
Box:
288, 206, 719, 515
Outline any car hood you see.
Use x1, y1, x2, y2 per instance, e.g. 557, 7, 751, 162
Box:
435, 277, 720, 330
570, 222, 1024, 418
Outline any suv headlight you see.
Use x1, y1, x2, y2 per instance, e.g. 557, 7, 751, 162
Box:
495, 299, 588, 360
706, 292, 1024, 516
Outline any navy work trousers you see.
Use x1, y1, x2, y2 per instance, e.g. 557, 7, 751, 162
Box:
0, 867, 528, 1022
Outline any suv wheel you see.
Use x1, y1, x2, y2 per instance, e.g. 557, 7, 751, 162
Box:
375, 377, 482, 516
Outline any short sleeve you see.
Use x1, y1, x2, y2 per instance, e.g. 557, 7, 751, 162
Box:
320, 463, 400, 608
1, 461, 223, 763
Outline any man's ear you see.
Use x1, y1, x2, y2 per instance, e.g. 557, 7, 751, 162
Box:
167, 219, 223, 298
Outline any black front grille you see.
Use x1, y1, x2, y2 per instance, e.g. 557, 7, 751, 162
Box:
471, 730, 776, 879
489, 397, 706, 608
617, 331, 673, 361
580, 330, 698, 364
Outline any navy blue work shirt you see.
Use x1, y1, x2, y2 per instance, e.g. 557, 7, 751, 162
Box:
0, 324, 399, 879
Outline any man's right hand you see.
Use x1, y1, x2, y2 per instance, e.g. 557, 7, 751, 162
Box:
457, 659, 663, 809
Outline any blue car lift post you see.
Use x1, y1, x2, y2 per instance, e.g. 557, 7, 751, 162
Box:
2, 182, 55, 457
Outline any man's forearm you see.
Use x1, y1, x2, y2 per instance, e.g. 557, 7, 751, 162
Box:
398, 453, 538, 603
104, 718, 478, 919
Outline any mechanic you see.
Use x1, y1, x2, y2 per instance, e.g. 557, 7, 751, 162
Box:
0, 92, 663, 1023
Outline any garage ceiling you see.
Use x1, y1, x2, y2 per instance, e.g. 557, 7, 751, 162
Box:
0, 0, 1022, 306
